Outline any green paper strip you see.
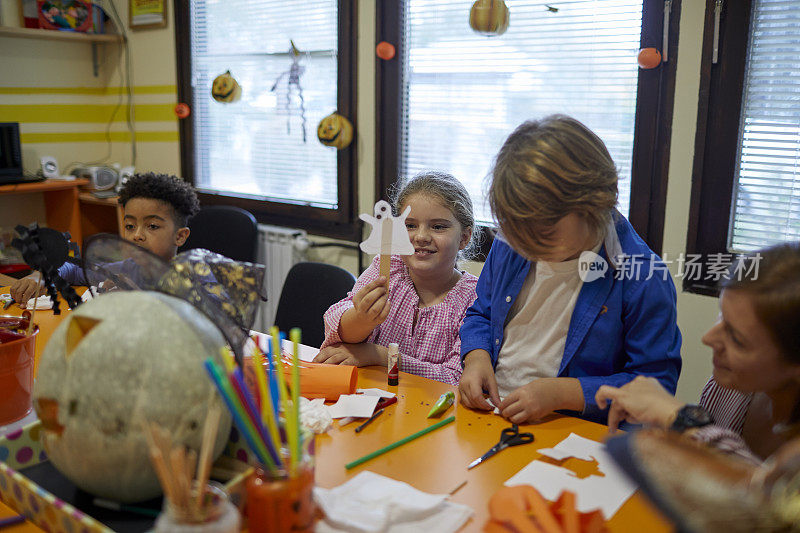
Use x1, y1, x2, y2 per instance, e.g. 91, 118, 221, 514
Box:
345, 415, 455, 470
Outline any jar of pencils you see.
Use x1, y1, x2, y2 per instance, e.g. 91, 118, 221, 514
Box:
245, 454, 316, 533
154, 482, 240, 533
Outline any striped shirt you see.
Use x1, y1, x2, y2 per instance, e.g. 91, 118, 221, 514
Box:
694, 376, 758, 463
321, 255, 478, 385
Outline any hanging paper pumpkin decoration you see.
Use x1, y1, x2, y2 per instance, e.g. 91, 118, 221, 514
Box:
211, 70, 242, 103
376, 41, 396, 60
317, 111, 354, 150
637, 48, 662, 69
469, 0, 510, 36
174, 103, 190, 119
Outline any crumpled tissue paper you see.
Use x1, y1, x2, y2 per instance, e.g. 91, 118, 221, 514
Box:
299, 397, 332, 434
314, 471, 473, 533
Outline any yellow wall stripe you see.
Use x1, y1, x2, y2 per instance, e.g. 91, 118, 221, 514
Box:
0, 104, 176, 123
21, 131, 179, 143
0, 85, 176, 95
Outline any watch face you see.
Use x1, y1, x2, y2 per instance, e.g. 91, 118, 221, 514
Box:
673, 405, 713, 432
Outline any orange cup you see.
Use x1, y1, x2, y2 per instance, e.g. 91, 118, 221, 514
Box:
0, 326, 38, 425
245, 461, 316, 533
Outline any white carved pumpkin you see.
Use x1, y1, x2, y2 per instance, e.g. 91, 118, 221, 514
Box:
33, 291, 232, 503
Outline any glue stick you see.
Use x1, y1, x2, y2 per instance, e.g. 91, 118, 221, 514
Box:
387, 343, 400, 386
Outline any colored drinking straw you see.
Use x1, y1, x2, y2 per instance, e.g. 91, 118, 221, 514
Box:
265, 334, 280, 420
251, 340, 282, 458
203, 359, 275, 471
270, 326, 298, 474
290, 327, 302, 458
345, 416, 456, 470
231, 367, 281, 466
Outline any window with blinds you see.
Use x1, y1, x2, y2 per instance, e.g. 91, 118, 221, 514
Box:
397, 1, 645, 224
729, 0, 800, 252
189, 0, 339, 208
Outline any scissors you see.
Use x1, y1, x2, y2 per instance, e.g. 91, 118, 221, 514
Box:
468, 424, 534, 469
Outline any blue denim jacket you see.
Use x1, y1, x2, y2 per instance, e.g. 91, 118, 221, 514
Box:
460, 212, 682, 424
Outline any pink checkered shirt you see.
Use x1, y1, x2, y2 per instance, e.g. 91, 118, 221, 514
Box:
322, 255, 478, 385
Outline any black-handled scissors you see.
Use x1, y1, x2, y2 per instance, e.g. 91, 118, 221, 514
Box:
467, 424, 534, 469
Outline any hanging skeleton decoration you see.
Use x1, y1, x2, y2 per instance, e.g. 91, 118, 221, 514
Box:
271, 40, 308, 142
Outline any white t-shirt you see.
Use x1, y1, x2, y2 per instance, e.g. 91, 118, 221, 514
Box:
494, 256, 586, 398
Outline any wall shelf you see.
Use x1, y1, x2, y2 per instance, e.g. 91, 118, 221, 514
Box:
0, 26, 121, 43
0, 27, 122, 75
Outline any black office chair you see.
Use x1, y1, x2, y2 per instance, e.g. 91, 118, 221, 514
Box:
179, 206, 259, 263
274, 262, 356, 348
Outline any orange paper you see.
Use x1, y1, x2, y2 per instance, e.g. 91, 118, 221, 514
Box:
244, 355, 357, 401
487, 486, 607, 533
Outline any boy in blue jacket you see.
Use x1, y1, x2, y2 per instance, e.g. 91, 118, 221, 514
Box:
459, 115, 681, 425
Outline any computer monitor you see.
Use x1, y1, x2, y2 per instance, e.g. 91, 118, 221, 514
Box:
0, 122, 27, 185
0, 123, 46, 185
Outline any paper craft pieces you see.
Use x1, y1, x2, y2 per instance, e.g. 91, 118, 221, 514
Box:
327, 394, 381, 419
357, 388, 397, 399
504, 433, 637, 519
491, 397, 505, 415
314, 471, 473, 533
360, 200, 414, 279
12, 294, 54, 310
487, 485, 605, 533
537, 433, 597, 462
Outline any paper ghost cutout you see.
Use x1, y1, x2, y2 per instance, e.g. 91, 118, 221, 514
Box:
359, 200, 414, 256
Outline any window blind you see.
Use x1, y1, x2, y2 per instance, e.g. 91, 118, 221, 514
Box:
398, 0, 644, 224
729, 0, 800, 252
189, 0, 339, 208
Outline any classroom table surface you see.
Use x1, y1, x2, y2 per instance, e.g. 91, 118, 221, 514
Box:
316, 367, 672, 532
0, 286, 672, 532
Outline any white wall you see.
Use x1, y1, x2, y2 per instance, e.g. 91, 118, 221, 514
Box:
662, 1, 718, 401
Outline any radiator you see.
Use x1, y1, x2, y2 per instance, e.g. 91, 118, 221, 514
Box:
255, 224, 308, 332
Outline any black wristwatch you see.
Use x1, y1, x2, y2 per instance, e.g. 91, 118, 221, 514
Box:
669, 404, 714, 433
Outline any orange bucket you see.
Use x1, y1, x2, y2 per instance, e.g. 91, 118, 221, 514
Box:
0, 326, 38, 425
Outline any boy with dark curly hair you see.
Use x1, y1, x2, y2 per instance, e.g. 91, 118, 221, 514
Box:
10, 172, 200, 305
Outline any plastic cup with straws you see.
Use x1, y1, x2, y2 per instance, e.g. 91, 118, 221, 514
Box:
202, 326, 316, 532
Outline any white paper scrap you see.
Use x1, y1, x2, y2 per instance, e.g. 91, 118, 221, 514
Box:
314, 471, 473, 533
357, 388, 397, 399
536, 433, 596, 462
491, 397, 505, 415
327, 394, 380, 419
25, 294, 54, 310
505, 433, 636, 519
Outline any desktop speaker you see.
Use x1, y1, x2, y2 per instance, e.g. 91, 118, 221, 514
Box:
40, 156, 59, 179
116, 166, 135, 193
74, 166, 118, 191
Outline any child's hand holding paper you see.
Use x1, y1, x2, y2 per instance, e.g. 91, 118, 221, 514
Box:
349, 276, 391, 329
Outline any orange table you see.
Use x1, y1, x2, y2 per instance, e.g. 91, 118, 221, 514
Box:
0, 285, 672, 532
316, 368, 672, 532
